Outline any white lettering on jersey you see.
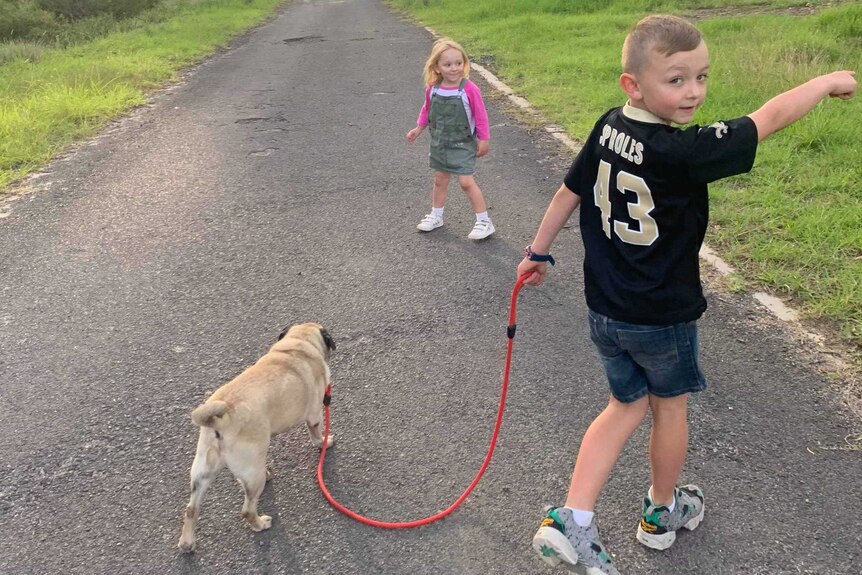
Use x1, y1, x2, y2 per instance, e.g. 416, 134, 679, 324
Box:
599, 124, 644, 165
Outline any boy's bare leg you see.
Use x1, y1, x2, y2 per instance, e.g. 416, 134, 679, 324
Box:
565, 395, 649, 510
648, 393, 689, 505
432, 171, 450, 208
457, 175, 487, 213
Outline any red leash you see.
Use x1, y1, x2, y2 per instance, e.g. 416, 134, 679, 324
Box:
316, 273, 531, 528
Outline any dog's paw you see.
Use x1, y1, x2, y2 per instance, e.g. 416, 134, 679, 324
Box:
177, 538, 196, 554
251, 515, 272, 532
325, 434, 335, 447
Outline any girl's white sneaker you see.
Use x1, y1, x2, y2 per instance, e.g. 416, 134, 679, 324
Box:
417, 214, 444, 232
467, 219, 495, 240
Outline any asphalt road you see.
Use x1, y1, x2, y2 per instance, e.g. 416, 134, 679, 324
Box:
1, 0, 860, 574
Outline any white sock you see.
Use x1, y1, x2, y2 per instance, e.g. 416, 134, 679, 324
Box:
475, 211, 490, 222
649, 486, 676, 512
564, 506, 594, 527
432, 207, 444, 219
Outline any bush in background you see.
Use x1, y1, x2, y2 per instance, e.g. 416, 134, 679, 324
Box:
36, 0, 161, 20
0, 0, 163, 43
0, 1, 60, 42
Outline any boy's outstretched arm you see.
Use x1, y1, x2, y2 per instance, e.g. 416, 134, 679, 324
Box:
518, 184, 580, 286
748, 70, 856, 142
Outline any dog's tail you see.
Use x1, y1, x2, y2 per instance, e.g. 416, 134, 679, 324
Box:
191, 401, 231, 430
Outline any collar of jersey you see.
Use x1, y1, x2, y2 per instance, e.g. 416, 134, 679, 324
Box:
622, 102, 671, 125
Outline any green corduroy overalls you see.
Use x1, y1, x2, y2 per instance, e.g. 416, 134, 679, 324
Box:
428, 79, 477, 176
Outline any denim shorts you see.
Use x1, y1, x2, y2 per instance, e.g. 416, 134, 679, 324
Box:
587, 309, 706, 403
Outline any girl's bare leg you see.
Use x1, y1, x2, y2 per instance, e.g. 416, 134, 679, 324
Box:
432, 171, 451, 208
457, 175, 487, 213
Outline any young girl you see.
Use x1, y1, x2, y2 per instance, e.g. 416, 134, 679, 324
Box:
406, 38, 495, 240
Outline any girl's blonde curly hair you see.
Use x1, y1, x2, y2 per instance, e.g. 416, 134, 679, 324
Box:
423, 38, 470, 86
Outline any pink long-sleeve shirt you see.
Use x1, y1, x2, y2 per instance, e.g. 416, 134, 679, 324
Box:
415, 80, 490, 141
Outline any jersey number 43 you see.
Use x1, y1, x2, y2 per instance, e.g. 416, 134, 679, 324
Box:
594, 160, 658, 247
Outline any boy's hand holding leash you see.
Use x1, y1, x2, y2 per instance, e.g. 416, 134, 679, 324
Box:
517, 259, 547, 287
518, 245, 556, 286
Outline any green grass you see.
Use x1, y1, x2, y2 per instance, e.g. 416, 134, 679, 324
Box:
388, 0, 862, 353
0, 0, 287, 188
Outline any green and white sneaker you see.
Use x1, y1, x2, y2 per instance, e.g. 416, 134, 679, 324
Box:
532, 506, 620, 575
636, 485, 705, 550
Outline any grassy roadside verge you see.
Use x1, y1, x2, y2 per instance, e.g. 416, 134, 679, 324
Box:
0, 0, 288, 191
387, 0, 862, 358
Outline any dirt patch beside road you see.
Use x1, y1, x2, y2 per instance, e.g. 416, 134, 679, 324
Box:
686, 1, 845, 20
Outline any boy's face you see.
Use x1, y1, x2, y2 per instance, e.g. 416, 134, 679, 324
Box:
625, 40, 709, 125
435, 48, 465, 85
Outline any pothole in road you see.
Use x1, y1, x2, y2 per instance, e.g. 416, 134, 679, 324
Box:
283, 35, 324, 44
249, 148, 278, 157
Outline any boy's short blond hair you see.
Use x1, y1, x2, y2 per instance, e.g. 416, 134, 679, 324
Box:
423, 38, 471, 86
622, 15, 702, 74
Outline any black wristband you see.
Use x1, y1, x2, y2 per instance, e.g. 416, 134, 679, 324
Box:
525, 245, 555, 266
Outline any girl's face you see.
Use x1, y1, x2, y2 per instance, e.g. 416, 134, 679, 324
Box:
435, 48, 465, 85
628, 40, 709, 125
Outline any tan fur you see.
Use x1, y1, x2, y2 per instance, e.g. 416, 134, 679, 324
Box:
177, 322, 335, 553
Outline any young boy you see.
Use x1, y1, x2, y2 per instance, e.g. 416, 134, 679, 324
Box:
518, 14, 856, 575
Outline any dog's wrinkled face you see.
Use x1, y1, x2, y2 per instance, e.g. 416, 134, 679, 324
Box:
277, 323, 335, 359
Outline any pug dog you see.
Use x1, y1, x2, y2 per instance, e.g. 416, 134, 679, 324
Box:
178, 322, 335, 553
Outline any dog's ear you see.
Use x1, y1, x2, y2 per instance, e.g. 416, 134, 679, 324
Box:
320, 327, 336, 351
277, 326, 291, 341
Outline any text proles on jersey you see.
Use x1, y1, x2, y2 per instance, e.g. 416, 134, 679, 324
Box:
599, 124, 644, 165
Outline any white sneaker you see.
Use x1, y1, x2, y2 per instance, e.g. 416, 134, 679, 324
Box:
417, 214, 444, 232
467, 219, 495, 240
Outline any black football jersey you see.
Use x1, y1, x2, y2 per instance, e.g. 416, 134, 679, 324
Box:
564, 105, 758, 325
